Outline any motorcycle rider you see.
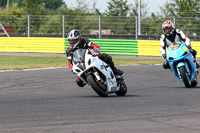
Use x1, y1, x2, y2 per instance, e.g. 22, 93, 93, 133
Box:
66, 29, 124, 87
160, 20, 199, 69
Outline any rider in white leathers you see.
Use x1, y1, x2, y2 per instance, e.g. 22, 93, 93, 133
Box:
66, 29, 124, 87
160, 20, 199, 69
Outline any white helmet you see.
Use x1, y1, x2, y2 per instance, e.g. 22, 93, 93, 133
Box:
162, 20, 175, 36
67, 29, 81, 48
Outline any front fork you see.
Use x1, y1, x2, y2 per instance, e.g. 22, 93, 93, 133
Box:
177, 62, 190, 79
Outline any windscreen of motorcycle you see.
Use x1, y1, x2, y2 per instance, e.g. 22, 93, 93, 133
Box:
169, 42, 182, 50
73, 49, 87, 71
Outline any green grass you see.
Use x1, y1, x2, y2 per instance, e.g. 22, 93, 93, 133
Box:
0, 56, 68, 70
113, 58, 163, 65
0, 56, 163, 70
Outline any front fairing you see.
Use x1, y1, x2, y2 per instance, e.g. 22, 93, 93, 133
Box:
84, 54, 119, 93
166, 42, 190, 62
72, 49, 87, 72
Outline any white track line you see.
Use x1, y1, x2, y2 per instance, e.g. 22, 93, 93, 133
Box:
0, 64, 162, 73
0, 67, 66, 73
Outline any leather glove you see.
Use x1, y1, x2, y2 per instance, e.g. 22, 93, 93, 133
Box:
92, 49, 100, 56
71, 69, 76, 74
186, 45, 191, 50
162, 54, 166, 59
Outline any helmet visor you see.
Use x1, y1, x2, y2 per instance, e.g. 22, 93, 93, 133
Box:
68, 39, 79, 45
164, 27, 171, 32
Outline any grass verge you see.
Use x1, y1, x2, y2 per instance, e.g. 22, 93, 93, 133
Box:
0, 56, 163, 70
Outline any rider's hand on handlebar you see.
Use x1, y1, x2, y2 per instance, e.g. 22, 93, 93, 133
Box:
162, 54, 166, 59
71, 69, 74, 73
92, 49, 100, 56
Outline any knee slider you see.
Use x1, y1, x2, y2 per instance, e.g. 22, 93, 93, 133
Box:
76, 78, 85, 87
193, 49, 197, 56
163, 60, 170, 69
190, 49, 197, 57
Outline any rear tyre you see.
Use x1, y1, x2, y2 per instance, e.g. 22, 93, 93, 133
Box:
179, 66, 191, 88
115, 82, 127, 96
87, 74, 108, 97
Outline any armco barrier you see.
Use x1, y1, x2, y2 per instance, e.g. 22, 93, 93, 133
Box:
137, 40, 161, 56
190, 41, 200, 58
137, 40, 200, 57
91, 39, 138, 55
0, 37, 199, 57
0, 37, 65, 53
65, 38, 137, 55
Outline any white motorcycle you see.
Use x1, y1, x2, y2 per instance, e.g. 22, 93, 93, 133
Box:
72, 48, 127, 97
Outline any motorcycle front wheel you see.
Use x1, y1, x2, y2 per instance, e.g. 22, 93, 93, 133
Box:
191, 79, 198, 87
179, 66, 191, 88
87, 74, 108, 97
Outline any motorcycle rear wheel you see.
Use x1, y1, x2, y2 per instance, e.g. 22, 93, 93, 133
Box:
179, 66, 191, 88
87, 74, 108, 97
115, 82, 127, 96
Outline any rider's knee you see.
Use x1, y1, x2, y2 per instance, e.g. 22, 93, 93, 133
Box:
190, 49, 197, 57
163, 60, 170, 69
101, 53, 112, 63
76, 78, 86, 87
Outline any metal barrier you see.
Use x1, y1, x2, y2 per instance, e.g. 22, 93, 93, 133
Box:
65, 39, 138, 55
137, 40, 200, 57
191, 41, 200, 58
0, 37, 199, 57
137, 40, 161, 56
0, 37, 65, 53
90, 39, 137, 55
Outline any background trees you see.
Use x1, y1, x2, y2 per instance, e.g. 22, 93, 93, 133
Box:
105, 0, 129, 16
0, 0, 200, 37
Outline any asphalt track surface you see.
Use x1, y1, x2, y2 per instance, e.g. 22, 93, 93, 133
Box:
0, 65, 200, 133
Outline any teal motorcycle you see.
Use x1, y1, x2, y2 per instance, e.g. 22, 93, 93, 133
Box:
166, 42, 198, 88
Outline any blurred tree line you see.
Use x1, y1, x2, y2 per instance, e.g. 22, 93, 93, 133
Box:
0, 0, 200, 36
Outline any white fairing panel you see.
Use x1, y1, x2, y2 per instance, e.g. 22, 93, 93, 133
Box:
84, 53, 119, 92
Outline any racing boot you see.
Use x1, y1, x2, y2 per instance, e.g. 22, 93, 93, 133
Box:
196, 62, 200, 69
108, 59, 124, 75
109, 61, 124, 75
189, 49, 199, 68
194, 59, 199, 68
163, 59, 170, 69
76, 77, 86, 87
113, 67, 124, 75
193, 58, 199, 69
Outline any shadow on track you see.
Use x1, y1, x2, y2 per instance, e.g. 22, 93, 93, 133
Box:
78, 94, 140, 98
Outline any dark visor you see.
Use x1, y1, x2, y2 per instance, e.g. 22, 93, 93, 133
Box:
68, 39, 79, 44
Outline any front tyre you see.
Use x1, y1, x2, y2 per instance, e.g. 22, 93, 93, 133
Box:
179, 66, 191, 88
191, 79, 198, 87
86, 74, 108, 97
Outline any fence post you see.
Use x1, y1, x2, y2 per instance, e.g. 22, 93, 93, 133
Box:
138, 0, 141, 35
60, 9, 65, 38
171, 11, 176, 28
96, 9, 101, 39
25, 8, 30, 37
133, 9, 138, 40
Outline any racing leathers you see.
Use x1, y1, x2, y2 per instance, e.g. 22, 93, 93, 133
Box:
66, 37, 124, 87
160, 29, 198, 69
